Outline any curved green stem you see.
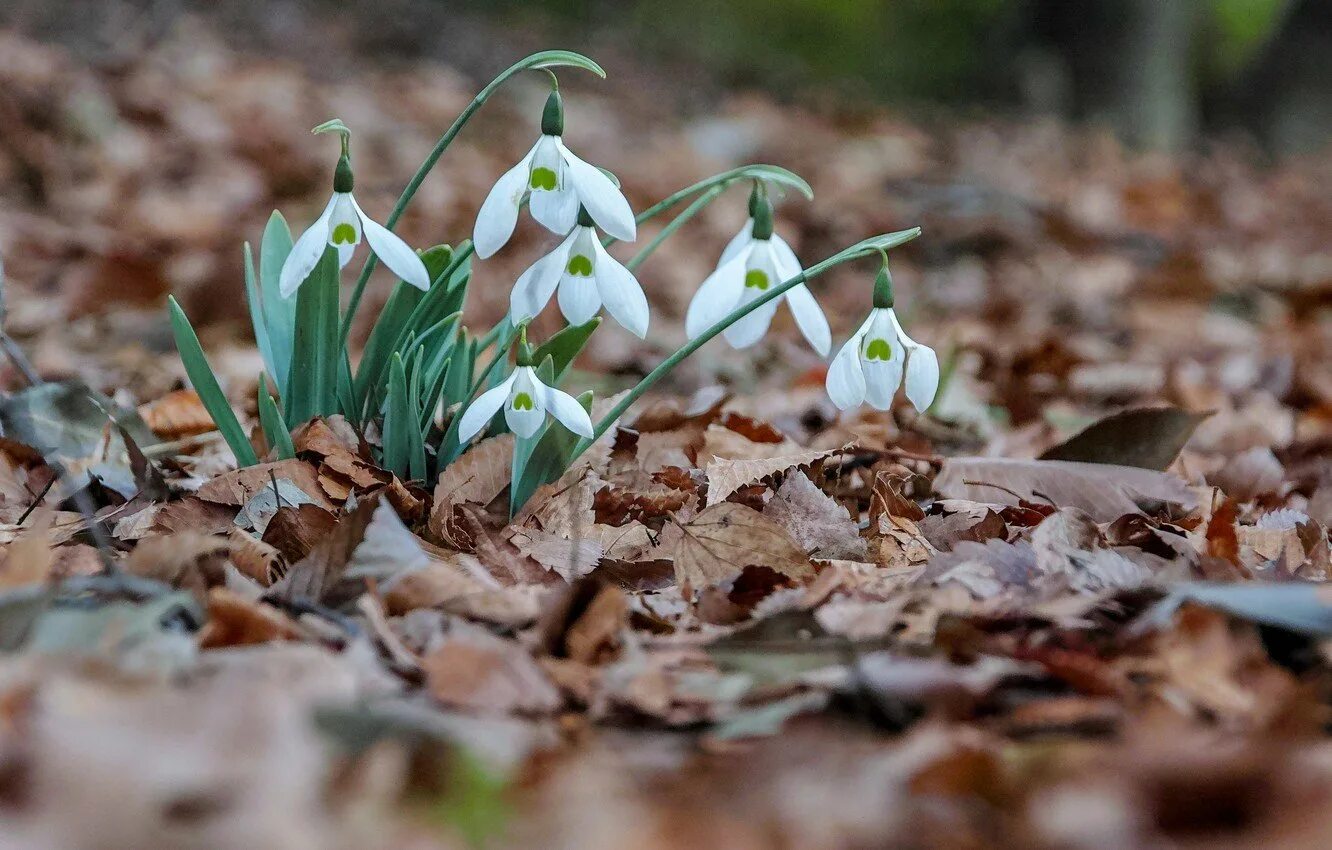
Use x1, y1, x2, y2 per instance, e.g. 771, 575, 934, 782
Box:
626, 184, 726, 271
338, 50, 605, 349
568, 227, 923, 459
603, 163, 811, 250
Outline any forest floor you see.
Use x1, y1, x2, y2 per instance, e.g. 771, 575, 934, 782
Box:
3, 18, 1332, 850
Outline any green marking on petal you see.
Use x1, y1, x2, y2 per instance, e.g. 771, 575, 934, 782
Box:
743, 270, 770, 290
512, 392, 535, 411
566, 254, 593, 276
331, 223, 358, 245
529, 167, 558, 191
865, 338, 892, 361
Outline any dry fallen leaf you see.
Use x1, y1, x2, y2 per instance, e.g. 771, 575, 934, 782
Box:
660, 502, 814, 597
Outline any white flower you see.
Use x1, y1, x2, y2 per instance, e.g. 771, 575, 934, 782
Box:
825, 307, 939, 412
280, 190, 430, 298
472, 97, 636, 258
509, 223, 649, 337
456, 366, 594, 442
685, 219, 831, 355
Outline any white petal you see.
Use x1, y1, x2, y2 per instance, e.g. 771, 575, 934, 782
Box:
722, 243, 780, 349
456, 373, 517, 442
510, 233, 574, 322
530, 185, 579, 235
685, 252, 747, 339
592, 241, 649, 338
860, 313, 905, 411
862, 356, 904, 410
352, 197, 430, 291
717, 218, 754, 268
557, 268, 602, 325
504, 369, 546, 439
473, 142, 537, 259
336, 242, 356, 268
723, 293, 778, 349
769, 233, 803, 278
724, 219, 756, 269
557, 139, 636, 242
279, 195, 336, 297
784, 283, 831, 356
825, 336, 867, 410
541, 384, 594, 438
904, 344, 940, 413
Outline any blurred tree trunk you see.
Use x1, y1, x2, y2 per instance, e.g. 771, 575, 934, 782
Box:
1116, 0, 1198, 151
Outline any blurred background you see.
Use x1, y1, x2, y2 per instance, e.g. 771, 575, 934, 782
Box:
0, 0, 1329, 438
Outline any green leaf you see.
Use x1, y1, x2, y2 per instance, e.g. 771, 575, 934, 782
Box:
167, 296, 259, 467
522, 49, 606, 78
382, 354, 412, 478
259, 211, 295, 395
383, 352, 427, 481
257, 382, 296, 460
531, 318, 600, 384
354, 244, 453, 417
511, 388, 593, 515
284, 246, 340, 424
243, 242, 276, 392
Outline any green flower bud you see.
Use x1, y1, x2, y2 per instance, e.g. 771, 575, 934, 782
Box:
541, 89, 564, 137
515, 325, 534, 367
751, 193, 774, 241
873, 258, 895, 309
333, 154, 354, 194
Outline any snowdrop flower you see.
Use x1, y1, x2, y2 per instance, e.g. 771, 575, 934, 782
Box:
473, 88, 636, 258
280, 153, 430, 297
456, 345, 594, 442
825, 260, 939, 413
509, 207, 649, 337
685, 193, 830, 354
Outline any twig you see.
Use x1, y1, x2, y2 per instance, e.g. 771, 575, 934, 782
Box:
16, 474, 56, 525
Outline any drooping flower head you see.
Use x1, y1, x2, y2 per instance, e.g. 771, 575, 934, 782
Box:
473, 86, 636, 258
685, 186, 830, 355
509, 206, 649, 337
825, 256, 939, 413
455, 330, 595, 442
279, 122, 430, 298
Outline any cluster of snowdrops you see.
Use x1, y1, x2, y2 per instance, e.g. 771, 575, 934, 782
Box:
168, 51, 933, 511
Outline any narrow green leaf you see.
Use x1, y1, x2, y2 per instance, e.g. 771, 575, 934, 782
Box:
257, 382, 296, 460
167, 296, 259, 467
284, 246, 340, 424
382, 353, 413, 478
353, 244, 452, 414
259, 211, 295, 395
524, 49, 606, 78
243, 242, 277, 389
406, 348, 427, 480
531, 318, 600, 384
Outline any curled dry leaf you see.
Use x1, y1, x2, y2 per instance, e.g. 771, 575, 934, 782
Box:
660, 502, 814, 598
196, 459, 335, 512
705, 446, 845, 507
